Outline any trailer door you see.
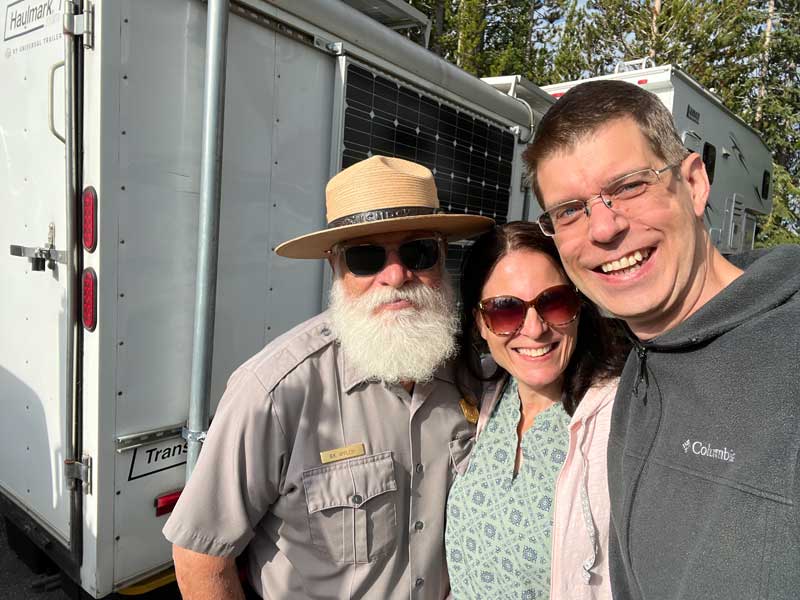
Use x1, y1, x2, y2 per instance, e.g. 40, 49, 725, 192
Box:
0, 2, 72, 545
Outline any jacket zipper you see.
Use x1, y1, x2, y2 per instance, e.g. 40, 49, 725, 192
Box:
624, 341, 661, 599
633, 344, 648, 401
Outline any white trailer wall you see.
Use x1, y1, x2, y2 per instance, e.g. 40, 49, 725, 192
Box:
0, 0, 71, 547
83, 0, 331, 591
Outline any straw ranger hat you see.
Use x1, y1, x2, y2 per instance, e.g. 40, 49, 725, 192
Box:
275, 155, 494, 258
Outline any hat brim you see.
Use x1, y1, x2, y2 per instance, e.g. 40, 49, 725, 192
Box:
275, 214, 495, 259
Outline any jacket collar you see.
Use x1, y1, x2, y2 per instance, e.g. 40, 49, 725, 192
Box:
569, 378, 618, 426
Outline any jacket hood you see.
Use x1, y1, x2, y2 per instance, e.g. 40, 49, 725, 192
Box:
644, 245, 800, 350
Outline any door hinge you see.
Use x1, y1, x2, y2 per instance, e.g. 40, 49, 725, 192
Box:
64, 455, 92, 495
63, 1, 94, 49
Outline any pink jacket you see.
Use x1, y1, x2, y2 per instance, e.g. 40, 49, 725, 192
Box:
474, 375, 618, 600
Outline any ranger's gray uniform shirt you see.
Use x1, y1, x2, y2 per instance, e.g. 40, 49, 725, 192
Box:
163, 312, 477, 599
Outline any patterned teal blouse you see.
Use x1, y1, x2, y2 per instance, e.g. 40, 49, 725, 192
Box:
445, 378, 571, 599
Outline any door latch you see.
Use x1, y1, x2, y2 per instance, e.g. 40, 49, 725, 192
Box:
10, 223, 67, 272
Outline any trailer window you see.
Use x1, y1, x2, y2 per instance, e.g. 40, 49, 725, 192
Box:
702, 143, 716, 185
761, 170, 771, 200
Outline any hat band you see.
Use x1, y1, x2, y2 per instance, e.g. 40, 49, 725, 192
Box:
328, 206, 440, 228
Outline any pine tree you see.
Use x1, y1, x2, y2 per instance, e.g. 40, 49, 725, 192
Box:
756, 165, 799, 246
582, 0, 760, 93
454, 0, 488, 74
481, 1, 547, 79
408, 0, 459, 60
549, 0, 592, 83
752, 0, 800, 245
454, 1, 569, 82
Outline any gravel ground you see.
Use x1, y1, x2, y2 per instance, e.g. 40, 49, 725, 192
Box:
0, 517, 69, 600
0, 518, 182, 599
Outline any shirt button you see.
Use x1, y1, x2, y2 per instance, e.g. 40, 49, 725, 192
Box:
415, 577, 424, 588
414, 520, 424, 531
415, 463, 424, 474
352, 494, 362, 505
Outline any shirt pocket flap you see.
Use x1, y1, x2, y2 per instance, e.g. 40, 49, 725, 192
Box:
303, 451, 397, 514
448, 436, 475, 476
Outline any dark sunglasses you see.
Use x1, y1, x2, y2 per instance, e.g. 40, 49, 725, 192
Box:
478, 284, 580, 335
336, 237, 441, 277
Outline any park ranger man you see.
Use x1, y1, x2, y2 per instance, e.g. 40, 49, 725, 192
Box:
164, 156, 492, 599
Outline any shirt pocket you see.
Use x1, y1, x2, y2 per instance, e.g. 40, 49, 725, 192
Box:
448, 435, 475, 476
302, 450, 398, 564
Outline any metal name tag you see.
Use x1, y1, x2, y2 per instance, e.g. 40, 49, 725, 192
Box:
320, 442, 366, 464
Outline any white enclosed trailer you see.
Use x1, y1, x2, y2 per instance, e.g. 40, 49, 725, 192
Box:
486, 63, 774, 255
0, 0, 549, 596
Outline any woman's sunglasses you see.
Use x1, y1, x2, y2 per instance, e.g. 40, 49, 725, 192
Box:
478, 284, 580, 335
335, 237, 441, 277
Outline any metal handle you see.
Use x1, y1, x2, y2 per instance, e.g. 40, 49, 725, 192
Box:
614, 57, 656, 74
48, 61, 66, 143
683, 130, 702, 141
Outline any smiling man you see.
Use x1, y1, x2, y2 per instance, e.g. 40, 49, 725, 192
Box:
163, 156, 492, 599
523, 81, 800, 599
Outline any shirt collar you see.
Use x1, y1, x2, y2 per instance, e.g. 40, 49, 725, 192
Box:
339, 342, 367, 393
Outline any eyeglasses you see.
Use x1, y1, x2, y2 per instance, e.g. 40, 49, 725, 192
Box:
537, 163, 680, 237
478, 284, 580, 336
333, 236, 442, 277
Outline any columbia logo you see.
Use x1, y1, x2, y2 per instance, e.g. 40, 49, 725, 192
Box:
682, 439, 735, 462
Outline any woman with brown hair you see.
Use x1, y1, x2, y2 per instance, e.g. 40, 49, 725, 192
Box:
446, 221, 629, 599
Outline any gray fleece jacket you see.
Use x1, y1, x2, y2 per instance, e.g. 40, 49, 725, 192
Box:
607, 244, 800, 600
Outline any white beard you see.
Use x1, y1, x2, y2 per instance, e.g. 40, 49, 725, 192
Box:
328, 275, 459, 385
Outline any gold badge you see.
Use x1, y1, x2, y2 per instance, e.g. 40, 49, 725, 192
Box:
459, 398, 479, 425
320, 442, 366, 464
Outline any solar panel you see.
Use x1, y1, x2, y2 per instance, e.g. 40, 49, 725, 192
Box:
340, 62, 517, 279
341, 63, 516, 224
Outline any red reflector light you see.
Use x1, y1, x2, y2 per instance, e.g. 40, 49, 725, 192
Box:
82, 186, 97, 252
82, 268, 97, 331
552, 92, 564, 98
637, 79, 648, 85
155, 490, 183, 517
